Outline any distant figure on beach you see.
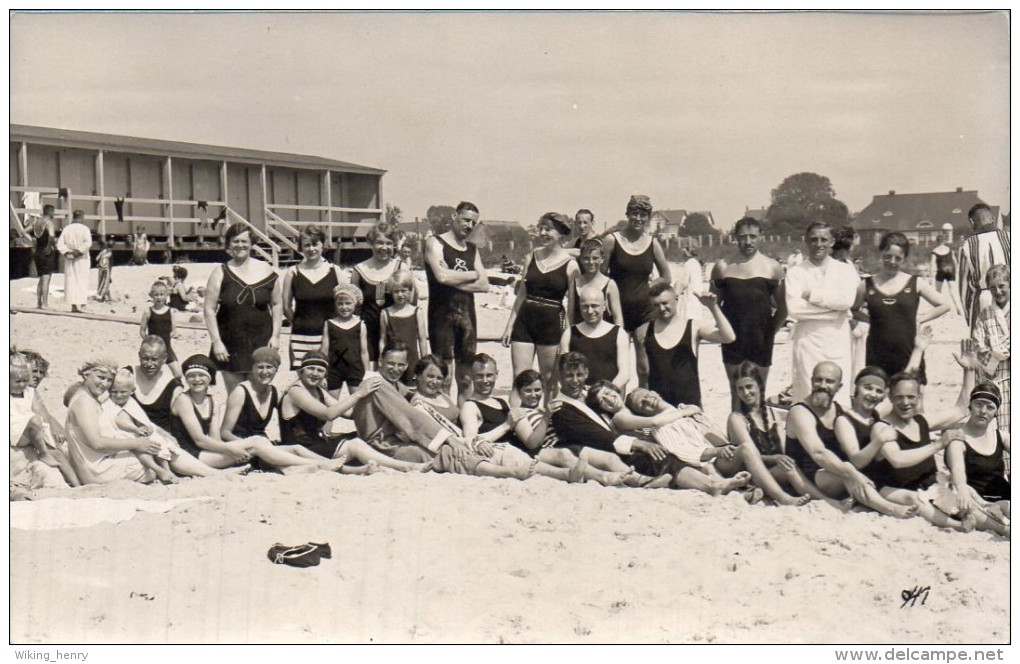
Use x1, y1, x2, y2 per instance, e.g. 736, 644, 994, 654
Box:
958, 203, 1009, 332
784, 222, 860, 405
131, 227, 150, 265
424, 201, 489, 401
929, 234, 962, 315
29, 204, 58, 309
56, 209, 92, 314
602, 195, 671, 388
95, 237, 113, 303
711, 216, 787, 411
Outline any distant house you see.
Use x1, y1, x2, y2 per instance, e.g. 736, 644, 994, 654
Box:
651, 209, 687, 237
743, 206, 767, 222
852, 187, 997, 245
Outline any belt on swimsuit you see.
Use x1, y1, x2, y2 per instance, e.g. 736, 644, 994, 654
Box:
525, 295, 562, 308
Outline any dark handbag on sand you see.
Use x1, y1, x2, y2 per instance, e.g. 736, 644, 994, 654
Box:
267, 542, 332, 568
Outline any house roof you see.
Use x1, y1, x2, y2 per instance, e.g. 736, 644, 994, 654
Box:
852, 188, 996, 233
10, 124, 385, 175
687, 210, 716, 226
744, 207, 767, 221
653, 209, 687, 226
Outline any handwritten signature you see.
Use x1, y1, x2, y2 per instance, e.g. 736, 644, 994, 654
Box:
900, 585, 930, 608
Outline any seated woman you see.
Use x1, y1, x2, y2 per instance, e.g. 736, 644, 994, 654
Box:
171, 354, 348, 474
279, 350, 429, 473
586, 380, 754, 497
867, 356, 980, 531
941, 383, 1010, 537
64, 359, 167, 485
726, 361, 812, 506
506, 369, 630, 486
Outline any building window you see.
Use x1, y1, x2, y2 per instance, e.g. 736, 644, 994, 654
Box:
952, 208, 962, 214
883, 211, 893, 217
917, 220, 933, 228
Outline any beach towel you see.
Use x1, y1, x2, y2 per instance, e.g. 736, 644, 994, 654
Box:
10, 497, 209, 531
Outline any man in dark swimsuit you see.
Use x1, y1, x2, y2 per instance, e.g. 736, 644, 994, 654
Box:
785, 361, 876, 508
711, 217, 787, 411
424, 201, 489, 402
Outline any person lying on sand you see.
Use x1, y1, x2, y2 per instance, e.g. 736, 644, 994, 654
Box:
586, 380, 756, 498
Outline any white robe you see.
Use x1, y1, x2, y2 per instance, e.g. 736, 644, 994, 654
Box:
784, 256, 860, 405
55, 222, 92, 307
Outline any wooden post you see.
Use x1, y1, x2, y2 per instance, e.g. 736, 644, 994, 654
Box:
220, 161, 228, 213
96, 150, 106, 237
165, 156, 175, 246
324, 170, 333, 246
19, 142, 28, 188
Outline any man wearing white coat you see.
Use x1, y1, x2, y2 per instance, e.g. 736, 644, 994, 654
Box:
784, 221, 860, 406
55, 209, 92, 313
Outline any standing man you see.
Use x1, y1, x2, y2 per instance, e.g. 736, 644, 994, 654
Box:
958, 203, 1010, 332
424, 201, 489, 402
784, 221, 860, 406
55, 209, 92, 314
711, 216, 787, 411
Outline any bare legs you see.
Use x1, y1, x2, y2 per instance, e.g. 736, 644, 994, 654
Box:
632, 322, 650, 388
37, 273, 51, 309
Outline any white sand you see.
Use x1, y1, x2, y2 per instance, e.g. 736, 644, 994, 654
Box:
8, 264, 1009, 644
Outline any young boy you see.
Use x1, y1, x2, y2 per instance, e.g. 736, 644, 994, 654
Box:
141, 280, 182, 379
104, 368, 180, 484
559, 286, 629, 389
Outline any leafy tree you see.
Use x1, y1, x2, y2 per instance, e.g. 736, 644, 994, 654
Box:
764, 172, 850, 237
385, 203, 403, 226
678, 212, 720, 237
426, 205, 456, 235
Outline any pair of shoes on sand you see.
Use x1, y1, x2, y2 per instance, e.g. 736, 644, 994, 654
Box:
267, 541, 332, 568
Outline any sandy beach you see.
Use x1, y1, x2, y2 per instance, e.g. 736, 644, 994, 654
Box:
8, 263, 1010, 644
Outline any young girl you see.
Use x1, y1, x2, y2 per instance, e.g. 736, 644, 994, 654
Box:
726, 361, 813, 506
586, 381, 754, 497
141, 281, 182, 379
279, 350, 429, 473
379, 270, 428, 384
105, 369, 179, 484
170, 353, 348, 474
95, 238, 113, 303
507, 369, 630, 486
169, 265, 192, 312
321, 284, 370, 397
942, 383, 1010, 537
566, 239, 623, 326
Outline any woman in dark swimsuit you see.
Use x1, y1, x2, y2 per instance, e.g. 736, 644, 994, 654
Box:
204, 223, 283, 396
501, 212, 579, 401
854, 232, 949, 385
601, 195, 671, 388
350, 223, 404, 366
725, 362, 812, 506
30, 205, 58, 309
282, 226, 344, 367
943, 382, 1010, 536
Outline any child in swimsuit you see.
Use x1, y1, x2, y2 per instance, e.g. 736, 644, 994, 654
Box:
378, 270, 427, 384
141, 281, 182, 379
321, 284, 370, 397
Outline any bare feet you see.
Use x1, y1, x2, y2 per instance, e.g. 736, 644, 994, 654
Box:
512, 461, 539, 481
593, 470, 631, 487
887, 503, 919, 519
720, 471, 752, 493
629, 473, 672, 489
776, 493, 812, 507
567, 457, 589, 484
222, 464, 251, 475
154, 468, 180, 485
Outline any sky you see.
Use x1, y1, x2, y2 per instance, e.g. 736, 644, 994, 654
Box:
9, 10, 1010, 231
